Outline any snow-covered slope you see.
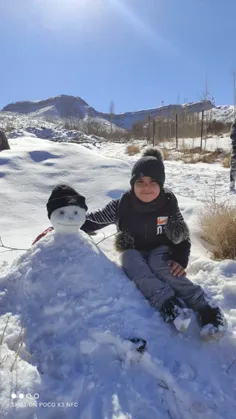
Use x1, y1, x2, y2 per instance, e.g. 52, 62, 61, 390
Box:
205, 105, 235, 123
1, 138, 236, 418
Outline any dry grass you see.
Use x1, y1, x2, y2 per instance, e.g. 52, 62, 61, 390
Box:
178, 148, 223, 164
199, 197, 236, 260
126, 144, 140, 155
198, 151, 221, 164
222, 152, 231, 168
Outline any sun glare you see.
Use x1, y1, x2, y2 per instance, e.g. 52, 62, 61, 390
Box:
46, 0, 87, 13
34, 0, 100, 28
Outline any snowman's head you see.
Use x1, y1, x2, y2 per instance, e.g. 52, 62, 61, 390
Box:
50, 205, 86, 233
47, 184, 88, 234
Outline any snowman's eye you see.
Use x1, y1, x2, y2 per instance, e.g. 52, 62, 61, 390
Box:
59, 210, 64, 215
74, 211, 78, 215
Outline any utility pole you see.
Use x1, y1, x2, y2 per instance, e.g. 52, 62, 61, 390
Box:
175, 113, 178, 149
109, 100, 114, 134
152, 119, 156, 146
148, 115, 151, 143
204, 73, 209, 102
200, 110, 204, 151
233, 70, 236, 119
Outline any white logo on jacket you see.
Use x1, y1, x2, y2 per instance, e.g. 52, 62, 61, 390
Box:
156, 216, 168, 235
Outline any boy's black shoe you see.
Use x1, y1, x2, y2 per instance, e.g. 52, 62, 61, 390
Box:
161, 296, 191, 332
161, 296, 184, 323
198, 305, 226, 340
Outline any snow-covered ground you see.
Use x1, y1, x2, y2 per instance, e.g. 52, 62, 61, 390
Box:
97, 135, 232, 158
0, 111, 125, 145
1, 135, 236, 419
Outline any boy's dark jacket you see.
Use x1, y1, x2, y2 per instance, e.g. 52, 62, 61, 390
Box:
230, 119, 236, 145
81, 188, 191, 268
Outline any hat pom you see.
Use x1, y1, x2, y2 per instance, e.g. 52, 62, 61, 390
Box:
142, 147, 164, 161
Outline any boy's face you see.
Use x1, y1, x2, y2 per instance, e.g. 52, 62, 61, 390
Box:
134, 176, 160, 203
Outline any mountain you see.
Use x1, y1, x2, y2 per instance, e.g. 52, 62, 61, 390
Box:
2, 95, 234, 131
2, 94, 98, 119
103, 101, 215, 130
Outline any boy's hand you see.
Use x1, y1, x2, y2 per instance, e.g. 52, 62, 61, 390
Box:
168, 260, 186, 277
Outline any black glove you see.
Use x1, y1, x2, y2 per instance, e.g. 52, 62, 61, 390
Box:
114, 230, 135, 252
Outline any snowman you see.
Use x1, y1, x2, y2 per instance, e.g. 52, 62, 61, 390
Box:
12, 184, 116, 378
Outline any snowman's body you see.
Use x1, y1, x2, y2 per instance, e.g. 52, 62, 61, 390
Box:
19, 229, 120, 377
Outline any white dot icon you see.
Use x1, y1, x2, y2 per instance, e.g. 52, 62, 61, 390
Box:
57, 290, 66, 297
19, 393, 25, 399
26, 393, 32, 399
11, 393, 17, 399
34, 393, 39, 399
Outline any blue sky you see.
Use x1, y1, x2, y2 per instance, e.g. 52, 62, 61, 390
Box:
0, 0, 236, 112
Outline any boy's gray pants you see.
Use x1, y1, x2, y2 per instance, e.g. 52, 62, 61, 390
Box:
230, 144, 236, 183
121, 246, 208, 311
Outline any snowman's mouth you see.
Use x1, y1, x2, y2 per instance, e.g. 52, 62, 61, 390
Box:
56, 222, 80, 227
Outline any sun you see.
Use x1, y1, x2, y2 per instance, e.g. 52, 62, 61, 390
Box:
34, 0, 97, 28
46, 0, 87, 12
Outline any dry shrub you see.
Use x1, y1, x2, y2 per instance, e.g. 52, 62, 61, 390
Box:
126, 145, 140, 155
199, 197, 236, 260
161, 148, 170, 160
182, 154, 198, 164
184, 147, 202, 154
199, 151, 220, 164
180, 149, 222, 164
222, 153, 231, 168
5, 123, 14, 133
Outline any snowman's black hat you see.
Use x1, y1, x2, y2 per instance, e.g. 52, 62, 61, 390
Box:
47, 184, 88, 219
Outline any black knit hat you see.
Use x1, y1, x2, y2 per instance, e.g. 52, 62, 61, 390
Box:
130, 147, 165, 189
47, 184, 88, 219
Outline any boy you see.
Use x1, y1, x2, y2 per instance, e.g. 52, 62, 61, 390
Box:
81, 147, 225, 338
